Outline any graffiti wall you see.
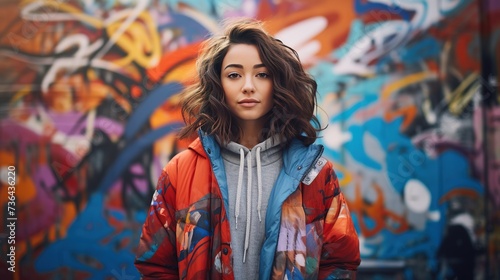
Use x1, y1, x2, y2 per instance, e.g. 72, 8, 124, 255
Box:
0, 0, 498, 279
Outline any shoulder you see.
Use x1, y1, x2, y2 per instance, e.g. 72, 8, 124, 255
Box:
302, 157, 336, 184
302, 157, 329, 185
165, 137, 208, 175
303, 157, 340, 195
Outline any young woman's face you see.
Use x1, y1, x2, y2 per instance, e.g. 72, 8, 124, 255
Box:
220, 43, 273, 128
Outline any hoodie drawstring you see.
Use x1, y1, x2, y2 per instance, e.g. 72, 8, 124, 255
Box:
235, 146, 263, 263
256, 146, 262, 222
243, 151, 252, 262
235, 148, 245, 230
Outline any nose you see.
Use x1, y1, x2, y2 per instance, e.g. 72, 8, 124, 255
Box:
242, 76, 255, 93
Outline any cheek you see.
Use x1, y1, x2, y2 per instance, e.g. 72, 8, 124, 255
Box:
221, 80, 228, 96
221, 85, 232, 103
222, 82, 238, 98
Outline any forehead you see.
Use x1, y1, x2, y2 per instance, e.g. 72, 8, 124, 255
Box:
222, 43, 263, 65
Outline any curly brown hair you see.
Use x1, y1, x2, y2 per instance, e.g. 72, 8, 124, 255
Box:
178, 18, 322, 146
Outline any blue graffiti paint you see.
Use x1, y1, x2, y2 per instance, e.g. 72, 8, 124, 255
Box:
158, 12, 212, 42
35, 193, 141, 279
377, 37, 441, 68
160, 0, 212, 14
124, 82, 183, 141
93, 83, 186, 194
438, 0, 473, 16
330, 95, 378, 123
345, 75, 390, 97
158, 0, 244, 16
309, 61, 355, 97
348, 116, 482, 270
333, 20, 378, 59
98, 121, 184, 193
354, 0, 414, 21
344, 124, 383, 170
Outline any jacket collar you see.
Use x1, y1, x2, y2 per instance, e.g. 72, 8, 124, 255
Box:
188, 130, 219, 159
282, 138, 324, 183
191, 130, 324, 181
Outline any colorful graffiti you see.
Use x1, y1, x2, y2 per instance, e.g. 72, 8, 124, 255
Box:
0, 0, 498, 279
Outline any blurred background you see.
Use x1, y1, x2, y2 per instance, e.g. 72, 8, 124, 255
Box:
0, 0, 498, 279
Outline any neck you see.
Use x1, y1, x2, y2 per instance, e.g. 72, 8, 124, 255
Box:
237, 122, 264, 149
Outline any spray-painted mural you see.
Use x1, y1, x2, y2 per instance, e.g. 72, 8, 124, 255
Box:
0, 0, 498, 279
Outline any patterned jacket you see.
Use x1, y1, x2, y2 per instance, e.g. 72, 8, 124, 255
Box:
135, 132, 360, 279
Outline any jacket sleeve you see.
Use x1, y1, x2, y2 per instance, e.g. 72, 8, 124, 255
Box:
134, 166, 179, 279
319, 165, 361, 279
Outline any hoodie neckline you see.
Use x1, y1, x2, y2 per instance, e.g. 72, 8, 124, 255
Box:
219, 135, 283, 167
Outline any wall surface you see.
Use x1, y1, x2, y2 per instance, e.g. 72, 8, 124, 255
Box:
0, 0, 498, 279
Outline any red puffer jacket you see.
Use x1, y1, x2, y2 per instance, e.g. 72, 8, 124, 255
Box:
135, 133, 360, 279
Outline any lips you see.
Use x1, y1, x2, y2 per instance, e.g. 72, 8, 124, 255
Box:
238, 98, 260, 108
238, 98, 260, 104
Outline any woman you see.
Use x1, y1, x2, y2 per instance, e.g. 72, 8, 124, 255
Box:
135, 18, 360, 279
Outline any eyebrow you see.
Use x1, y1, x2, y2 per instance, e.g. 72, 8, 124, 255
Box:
223, 63, 266, 70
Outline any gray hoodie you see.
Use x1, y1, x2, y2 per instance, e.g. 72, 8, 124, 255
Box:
219, 136, 283, 278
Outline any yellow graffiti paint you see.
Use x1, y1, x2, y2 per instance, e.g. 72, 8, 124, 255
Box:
448, 73, 480, 115
106, 12, 160, 68
382, 72, 437, 100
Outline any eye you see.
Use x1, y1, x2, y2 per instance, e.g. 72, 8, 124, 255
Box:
227, 73, 240, 79
256, 72, 270, 78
